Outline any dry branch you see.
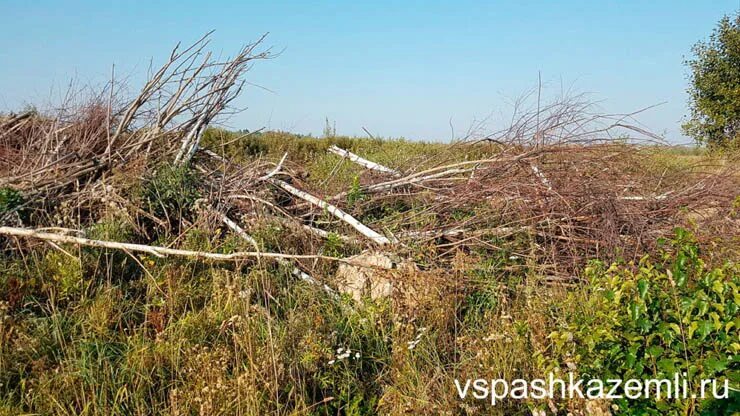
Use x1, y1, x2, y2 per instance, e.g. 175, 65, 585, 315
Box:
0, 226, 372, 267
328, 145, 400, 176
270, 179, 392, 245
258, 152, 288, 181
218, 214, 337, 295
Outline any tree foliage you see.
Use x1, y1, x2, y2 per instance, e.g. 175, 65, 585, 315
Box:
684, 13, 740, 148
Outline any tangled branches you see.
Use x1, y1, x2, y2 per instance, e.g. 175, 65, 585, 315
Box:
0, 32, 270, 200
1, 37, 737, 288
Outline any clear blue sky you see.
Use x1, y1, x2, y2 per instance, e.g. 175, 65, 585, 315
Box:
1, 1, 738, 142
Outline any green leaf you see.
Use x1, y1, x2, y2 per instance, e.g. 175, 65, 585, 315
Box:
629, 302, 641, 320
675, 269, 687, 287
626, 345, 639, 368
709, 312, 722, 330
647, 346, 664, 358
688, 321, 698, 339
695, 300, 709, 316
637, 318, 652, 332
697, 320, 713, 339
657, 358, 676, 374
638, 279, 649, 299
711, 279, 725, 295
704, 356, 727, 373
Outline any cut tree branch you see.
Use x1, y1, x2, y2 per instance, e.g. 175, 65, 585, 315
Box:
269, 179, 392, 245
0, 226, 373, 266
328, 145, 400, 176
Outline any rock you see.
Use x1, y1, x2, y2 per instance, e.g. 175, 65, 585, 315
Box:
335, 251, 395, 303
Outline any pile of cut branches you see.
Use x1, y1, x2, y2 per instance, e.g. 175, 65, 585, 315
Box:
1, 34, 738, 291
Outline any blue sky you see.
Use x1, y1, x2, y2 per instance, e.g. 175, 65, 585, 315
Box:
1, 1, 738, 142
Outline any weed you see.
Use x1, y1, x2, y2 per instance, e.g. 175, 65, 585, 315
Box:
346, 175, 364, 207
0, 187, 22, 214
141, 164, 201, 235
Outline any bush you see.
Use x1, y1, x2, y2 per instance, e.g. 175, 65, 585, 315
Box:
0, 187, 23, 214
141, 164, 201, 235
550, 228, 739, 414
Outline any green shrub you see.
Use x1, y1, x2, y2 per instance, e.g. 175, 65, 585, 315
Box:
346, 175, 365, 207
0, 187, 23, 214
141, 164, 201, 234
323, 232, 344, 257
550, 228, 739, 414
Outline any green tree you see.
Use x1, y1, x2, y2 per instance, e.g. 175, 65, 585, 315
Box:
683, 13, 740, 148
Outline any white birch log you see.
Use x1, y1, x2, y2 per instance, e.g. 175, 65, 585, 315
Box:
269, 179, 392, 245
258, 152, 288, 181
174, 112, 208, 165
328, 145, 400, 176
399, 225, 530, 239
220, 214, 259, 249
618, 193, 671, 201
200, 148, 230, 164
529, 163, 553, 191
0, 226, 368, 265
286, 264, 337, 297
226, 194, 358, 244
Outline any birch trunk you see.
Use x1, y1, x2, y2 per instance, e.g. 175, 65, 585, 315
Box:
328, 145, 400, 176
270, 179, 392, 245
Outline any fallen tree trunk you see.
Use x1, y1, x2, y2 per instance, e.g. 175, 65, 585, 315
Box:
269, 179, 392, 245
328, 145, 400, 176
0, 226, 370, 266
293, 152, 540, 209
